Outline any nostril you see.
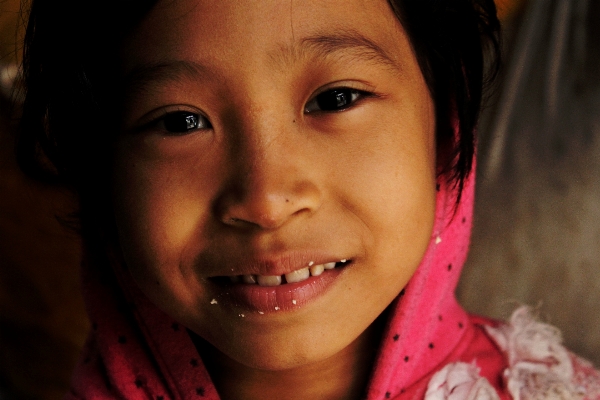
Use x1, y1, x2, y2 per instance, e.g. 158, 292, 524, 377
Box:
218, 206, 281, 229
222, 216, 261, 229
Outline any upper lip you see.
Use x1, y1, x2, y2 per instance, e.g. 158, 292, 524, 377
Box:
203, 251, 348, 277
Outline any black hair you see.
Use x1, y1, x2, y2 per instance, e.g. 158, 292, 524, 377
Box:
16, 0, 500, 238
390, 0, 500, 198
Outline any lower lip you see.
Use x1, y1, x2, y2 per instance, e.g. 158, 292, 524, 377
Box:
210, 267, 344, 313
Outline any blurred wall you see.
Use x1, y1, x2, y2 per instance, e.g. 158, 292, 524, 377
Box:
458, 0, 600, 366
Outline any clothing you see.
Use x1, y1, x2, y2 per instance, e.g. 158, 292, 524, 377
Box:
66, 173, 600, 399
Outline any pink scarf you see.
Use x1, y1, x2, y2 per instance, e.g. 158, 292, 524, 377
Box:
67, 172, 511, 399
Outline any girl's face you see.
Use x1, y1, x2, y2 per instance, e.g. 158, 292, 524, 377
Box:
114, 0, 436, 371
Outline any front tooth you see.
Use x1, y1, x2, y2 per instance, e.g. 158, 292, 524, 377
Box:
242, 275, 257, 284
310, 264, 325, 276
323, 262, 336, 270
257, 275, 282, 286
285, 267, 310, 283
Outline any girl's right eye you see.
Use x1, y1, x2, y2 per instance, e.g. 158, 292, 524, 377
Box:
160, 111, 212, 134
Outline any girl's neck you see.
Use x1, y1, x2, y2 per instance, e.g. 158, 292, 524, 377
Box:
192, 315, 385, 400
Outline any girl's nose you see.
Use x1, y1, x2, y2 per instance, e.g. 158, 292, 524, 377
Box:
216, 130, 322, 230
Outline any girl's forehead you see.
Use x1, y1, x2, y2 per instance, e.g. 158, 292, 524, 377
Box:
121, 0, 409, 74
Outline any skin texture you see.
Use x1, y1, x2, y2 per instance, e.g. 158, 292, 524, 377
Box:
113, 0, 437, 398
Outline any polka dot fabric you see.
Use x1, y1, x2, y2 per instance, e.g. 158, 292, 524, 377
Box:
67, 245, 219, 399
364, 169, 511, 399
66, 165, 514, 399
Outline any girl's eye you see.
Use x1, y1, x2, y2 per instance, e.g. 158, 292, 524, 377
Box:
304, 88, 365, 113
161, 111, 212, 134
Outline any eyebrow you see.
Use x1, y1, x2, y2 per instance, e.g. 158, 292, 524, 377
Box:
291, 30, 401, 73
121, 60, 208, 100
122, 30, 401, 96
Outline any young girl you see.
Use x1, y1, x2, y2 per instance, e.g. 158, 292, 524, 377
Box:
17, 0, 600, 399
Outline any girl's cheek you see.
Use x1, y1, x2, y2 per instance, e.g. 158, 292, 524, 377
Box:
112, 136, 222, 277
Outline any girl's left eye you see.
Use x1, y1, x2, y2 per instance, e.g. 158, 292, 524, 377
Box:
159, 110, 212, 135
304, 88, 367, 113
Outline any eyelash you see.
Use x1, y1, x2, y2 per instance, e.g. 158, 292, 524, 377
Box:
146, 86, 371, 135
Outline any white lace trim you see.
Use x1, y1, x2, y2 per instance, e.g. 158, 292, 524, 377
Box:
485, 306, 581, 400
425, 306, 600, 400
425, 362, 500, 400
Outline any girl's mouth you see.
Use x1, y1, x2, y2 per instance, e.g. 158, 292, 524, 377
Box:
225, 259, 351, 286
208, 259, 352, 313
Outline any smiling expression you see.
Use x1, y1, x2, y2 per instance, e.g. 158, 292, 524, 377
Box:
113, 0, 437, 371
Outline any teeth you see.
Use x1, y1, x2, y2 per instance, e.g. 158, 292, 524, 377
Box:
310, 264, 325, 276
323, 262, 336, 270
257, 275, 282, 286
285, 267, 310, 283
231, 260, 348, 285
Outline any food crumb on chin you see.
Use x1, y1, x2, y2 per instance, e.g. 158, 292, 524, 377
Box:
275, 307, 280, 311
239, 314, 245, 318
292, 299, 297, 305
210, 299, 218, 305
258, 311, 264, 315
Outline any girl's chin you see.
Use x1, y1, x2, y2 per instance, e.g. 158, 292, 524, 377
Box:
192, 321, 349, 372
